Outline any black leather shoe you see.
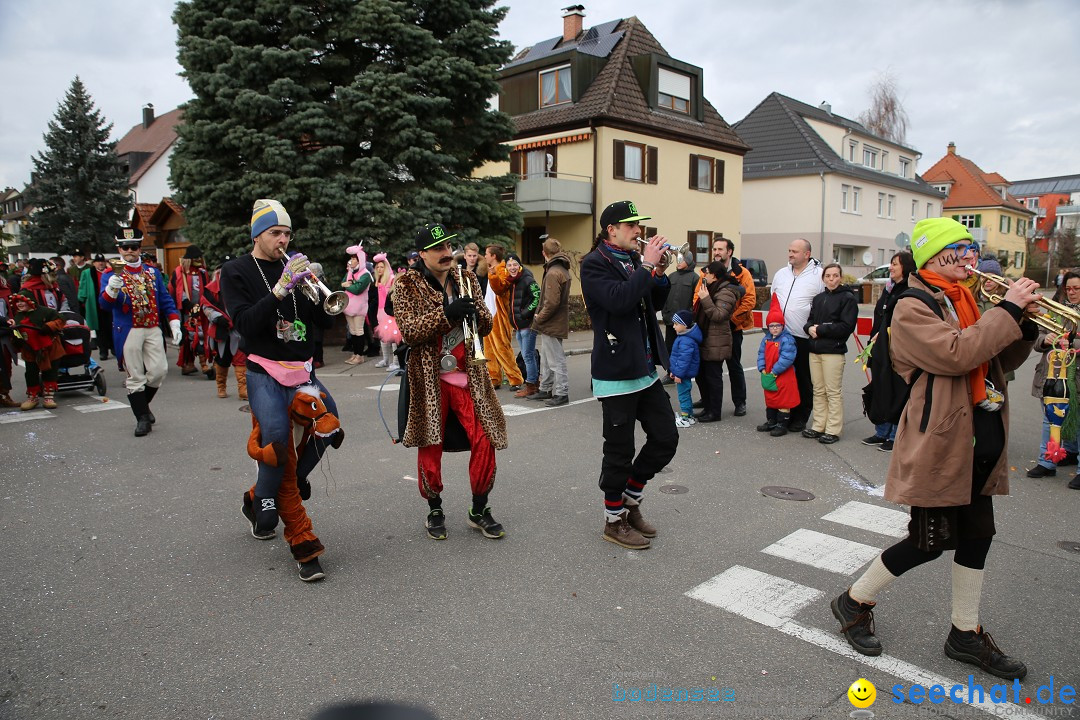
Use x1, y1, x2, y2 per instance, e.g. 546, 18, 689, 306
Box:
756, 422, 775, 432
1026, 464, 1056, 478
769, 424, 789, 437
944, 625, 1027, 680
818, 433, 840, 444
1069, 474, 1080, 490
696, 412, 721, 423
692, 400, 704, 409
832, 590, 882, 656
733, 404, 747, 417
789, 421, 807, 432
801, 428, 822, 439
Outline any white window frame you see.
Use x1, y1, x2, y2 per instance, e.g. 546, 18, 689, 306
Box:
899, 157, 911, 178
657, 67, 691, 114
863, 146, 879, 170
1000, 215, 1011, 233
887, 194, 895, 219
911, 199, 918, 221
877, 192, 886, 218
539, 64, 572, 108
623, 142, 644, 182
1015, 251, 1024, 268
841, 184, 850, 212
934, 184, 949, 195
1026, 197, 1039, 210
848, 141, 857, 162
927, 202, 933, 218
958, 214, 977, 229
852, 186, 861, 214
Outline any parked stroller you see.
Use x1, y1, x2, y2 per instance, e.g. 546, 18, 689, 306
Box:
55, 310, 107, 396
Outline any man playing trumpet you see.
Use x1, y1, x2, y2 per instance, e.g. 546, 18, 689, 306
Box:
394, 223, 508, 541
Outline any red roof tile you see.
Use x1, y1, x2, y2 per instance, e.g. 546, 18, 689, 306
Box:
922, 150, 1031, 213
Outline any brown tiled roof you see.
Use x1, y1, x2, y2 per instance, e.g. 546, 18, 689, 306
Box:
507, 17, 749, 155
149, 197, 185, 226
115, 108, 183, 184
131, 203, 158, 232
922, 150, 1032, 213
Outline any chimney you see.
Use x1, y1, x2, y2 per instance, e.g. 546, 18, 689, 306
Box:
142, 103, 155, 129
947, 142, 956, 155
819, 100, 832, 115
562, 5, 585, 43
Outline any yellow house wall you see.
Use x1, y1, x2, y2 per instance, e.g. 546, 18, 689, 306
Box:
954, 207, 1030, 277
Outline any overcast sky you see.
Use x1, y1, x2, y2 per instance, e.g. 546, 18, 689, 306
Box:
2, 0, 1078, 193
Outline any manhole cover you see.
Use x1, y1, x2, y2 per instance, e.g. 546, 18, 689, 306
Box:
658, 484, 689, 495
1057, 540, 1080, 554
239, 404, 251, 413
761, 486, 815, 501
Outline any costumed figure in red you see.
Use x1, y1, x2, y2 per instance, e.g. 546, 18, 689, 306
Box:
756, 296, 800, 436
0, 268, 20, 406
19, 258, 68, 312
8, 291, 66, 410
202, 255, 247, 399
170, 245, 213, 378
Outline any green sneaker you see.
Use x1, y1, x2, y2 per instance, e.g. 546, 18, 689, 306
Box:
467, 507, 505, 539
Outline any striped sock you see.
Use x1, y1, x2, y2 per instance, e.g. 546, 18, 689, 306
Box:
604, 493, 624, 522
623, 477, 646, 503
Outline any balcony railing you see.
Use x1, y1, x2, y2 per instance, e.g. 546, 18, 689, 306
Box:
503, 171, 593, 216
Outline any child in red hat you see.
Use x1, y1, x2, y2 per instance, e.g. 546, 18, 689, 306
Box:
756, 295, 800, 436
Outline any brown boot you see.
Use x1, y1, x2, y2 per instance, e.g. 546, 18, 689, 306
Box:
624, 499, 657, 538
514, 382, 539, 398
0, 391, 18, 408
235, 366, 248, 400
215, 365, 228, 398
181, 362, 198, 375
20, 393, 41, 411
602, 511, 650, 549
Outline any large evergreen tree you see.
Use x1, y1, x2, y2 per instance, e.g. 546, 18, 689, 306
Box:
25, 77, 132, 253
171, 0, 521, 273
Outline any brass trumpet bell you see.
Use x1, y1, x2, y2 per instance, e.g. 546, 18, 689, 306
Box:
966, 264, 1080, 341
300, 276, 349, 316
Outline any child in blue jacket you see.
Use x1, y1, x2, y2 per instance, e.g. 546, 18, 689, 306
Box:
668, 309, 702, 428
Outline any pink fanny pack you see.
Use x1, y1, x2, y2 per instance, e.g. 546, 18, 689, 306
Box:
248, 354, 313, 387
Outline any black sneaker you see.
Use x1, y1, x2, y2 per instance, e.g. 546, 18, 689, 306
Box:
801, 428, 822, 439
818, 433, 840, 444
241, 493, 276, 540
1069, 474, 1080, 490
297, 558, 326, 582
1026, 464, 1056, 478
425, 509, 447, 540
861, 435, 887, 446
733, 404, 747, 417
879, 440, 894, 452
467, 507, 505, 539
756, 421, 775, 432
1060, 451, 1079, 466
831, 590, 882, 656
944, 625, 1027, 680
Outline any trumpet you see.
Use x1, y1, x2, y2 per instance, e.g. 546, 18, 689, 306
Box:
966, 264, 1080, 341
283, 250, 348, 315
455, 264, 487, 367
638, 238, 691, 267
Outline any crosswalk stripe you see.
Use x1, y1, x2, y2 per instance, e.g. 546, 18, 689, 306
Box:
72, 399, 130, 413
821, 500, 909, 538
761, 528, 881, 575
686, 567, 1043, 719
0, 410, 55, 424
685, 565, 823, 628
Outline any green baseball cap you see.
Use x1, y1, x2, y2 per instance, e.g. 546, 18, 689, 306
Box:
416, 223, 458, 251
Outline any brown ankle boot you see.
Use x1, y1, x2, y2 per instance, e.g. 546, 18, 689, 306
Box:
235, 366, 248, 400
514, 382, 539, 398
602, 511, 650, 549
215, 365, 228, 398
0, 391, 18, 408
624, 499, 657, 538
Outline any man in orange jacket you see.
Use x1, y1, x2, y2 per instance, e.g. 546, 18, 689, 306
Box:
484, 244, 523, 391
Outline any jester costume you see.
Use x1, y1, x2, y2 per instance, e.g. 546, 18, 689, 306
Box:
9, 291, 66, 410
202, 267, 248, 399
169, 246, 212, 377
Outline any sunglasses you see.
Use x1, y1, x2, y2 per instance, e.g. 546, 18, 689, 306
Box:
117, 242, 142, 250
943, 241, 979, 256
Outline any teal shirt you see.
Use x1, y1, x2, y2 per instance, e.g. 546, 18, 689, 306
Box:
592, 371, 659, 399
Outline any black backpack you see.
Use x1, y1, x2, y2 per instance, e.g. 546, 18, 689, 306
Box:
861, 288, 943, 431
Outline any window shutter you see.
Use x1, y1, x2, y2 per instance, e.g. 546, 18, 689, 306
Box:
548, 145, 557, 175
689, 154, 698, 189
714, 159, 725, 194
646, 146, 658, 185
509, 150, 522, 176
951, 214, 959, 221
614, 140, 625, 180
974, 214, 981, 228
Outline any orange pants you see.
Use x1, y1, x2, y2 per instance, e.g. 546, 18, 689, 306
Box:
486, 320, 522, 386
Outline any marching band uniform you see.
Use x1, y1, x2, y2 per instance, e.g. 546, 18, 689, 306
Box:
170, 245, 213, 377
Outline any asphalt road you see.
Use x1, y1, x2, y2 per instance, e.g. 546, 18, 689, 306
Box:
1, 335, 1077, 720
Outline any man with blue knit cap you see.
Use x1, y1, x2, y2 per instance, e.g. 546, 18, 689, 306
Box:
221, 198, 340, 582
830, 216, 1039, 680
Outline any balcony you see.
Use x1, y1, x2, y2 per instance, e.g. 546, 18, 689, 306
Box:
504, 171, 593, 217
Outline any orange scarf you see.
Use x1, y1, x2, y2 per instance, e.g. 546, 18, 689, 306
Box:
918, 269, 987, 405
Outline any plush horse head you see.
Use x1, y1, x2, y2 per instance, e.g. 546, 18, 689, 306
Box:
290, 386, 344, 448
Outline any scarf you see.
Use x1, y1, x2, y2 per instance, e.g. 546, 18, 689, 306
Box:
919, 268, 987, 405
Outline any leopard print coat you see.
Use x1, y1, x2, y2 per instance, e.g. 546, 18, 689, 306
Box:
393, 267, 507, 450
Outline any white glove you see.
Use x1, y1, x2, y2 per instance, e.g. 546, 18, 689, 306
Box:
169, 319, 182, 347
105, 274, 124, 298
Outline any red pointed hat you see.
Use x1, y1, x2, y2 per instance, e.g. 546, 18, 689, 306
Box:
765, 294, 785, 326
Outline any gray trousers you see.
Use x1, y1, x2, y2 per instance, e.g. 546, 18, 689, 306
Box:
537, 333, 568, 397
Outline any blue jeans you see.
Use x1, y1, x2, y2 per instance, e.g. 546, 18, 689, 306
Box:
1037, 413, 1079, 469
875, 422, 897, 441
676, 380, 693, 415
246, 369, 338, 497
516, 328, 538, 384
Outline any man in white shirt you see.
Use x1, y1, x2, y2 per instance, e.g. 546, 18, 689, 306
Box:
770, 238, 825, 431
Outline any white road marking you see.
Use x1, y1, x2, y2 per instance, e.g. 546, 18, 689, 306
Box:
0, 410, 55, 424
72, 399, 130, 413
685, 565, 823, 628
686, 567, 1043, 719
822, 500, 909, 538
366, 384, 398, 392
761, 528, 881, 575
500, 398, 592, 416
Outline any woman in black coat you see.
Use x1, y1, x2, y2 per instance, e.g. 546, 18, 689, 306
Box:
801, 262, 858, 443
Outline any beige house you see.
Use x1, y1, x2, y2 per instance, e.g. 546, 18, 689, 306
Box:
734, 93, 943, 279
474, 8, 749, 276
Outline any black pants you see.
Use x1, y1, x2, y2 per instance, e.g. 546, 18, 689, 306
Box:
697, 359, 725, 417
664, 325, 677, 355
724, 329, 746, 408
792, 336, 814, 425
598, 380, 679, 498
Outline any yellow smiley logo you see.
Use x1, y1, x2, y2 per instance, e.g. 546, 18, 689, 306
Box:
847, 678, 876, 708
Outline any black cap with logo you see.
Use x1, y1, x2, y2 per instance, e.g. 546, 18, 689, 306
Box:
599, 200, 651, 231
415, 223, 458, 251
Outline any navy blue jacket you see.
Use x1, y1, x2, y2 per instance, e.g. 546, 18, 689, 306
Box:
580, 242, 671, 380
668, 323, 702, 380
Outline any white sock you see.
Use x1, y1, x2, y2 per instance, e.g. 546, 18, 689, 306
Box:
950, 563, 984, 632
850, 556, 898, 604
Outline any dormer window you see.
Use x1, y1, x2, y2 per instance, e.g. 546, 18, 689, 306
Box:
862, 146, 879, 170
657, 67, 691, 114
539, 65, 572, 108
